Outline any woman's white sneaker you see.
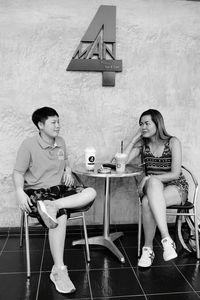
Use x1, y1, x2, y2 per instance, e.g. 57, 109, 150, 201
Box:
138, 247, 155, 268
161, 236, 177, 261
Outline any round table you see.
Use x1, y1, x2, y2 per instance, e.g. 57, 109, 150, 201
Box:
72, 163, 143, 263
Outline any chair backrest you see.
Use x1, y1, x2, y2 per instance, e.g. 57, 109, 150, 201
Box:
181, 165, 198, 206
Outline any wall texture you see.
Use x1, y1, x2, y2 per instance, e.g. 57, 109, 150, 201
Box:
0, 0, 200, 226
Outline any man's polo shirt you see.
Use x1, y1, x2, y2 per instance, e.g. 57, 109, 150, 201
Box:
14, 134, 68, 190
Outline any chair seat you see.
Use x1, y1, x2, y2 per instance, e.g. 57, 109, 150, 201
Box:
168, 201, 194, 210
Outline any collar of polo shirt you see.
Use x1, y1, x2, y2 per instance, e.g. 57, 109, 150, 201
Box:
37, 133, 62, 149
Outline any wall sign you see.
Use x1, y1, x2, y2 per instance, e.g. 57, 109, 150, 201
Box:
67, 5, 122, 86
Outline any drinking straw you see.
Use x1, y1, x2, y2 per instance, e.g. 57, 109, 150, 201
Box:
121, 141, 123, 153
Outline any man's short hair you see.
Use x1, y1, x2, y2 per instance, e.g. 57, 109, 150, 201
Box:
32, 107, 59, 129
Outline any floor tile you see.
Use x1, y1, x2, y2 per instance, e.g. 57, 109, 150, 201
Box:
0, 236, 8, 252
89, 268, 144, 298
0, 273, 39, 300
42, 249, 86, 271
177, 263, 200, 291
95, 297, 146, 300
4, 234, 45, 252
135, 265, 193, 294
147, 292, 200, 299
0, 250, 43, 273
88, 246, 130, 270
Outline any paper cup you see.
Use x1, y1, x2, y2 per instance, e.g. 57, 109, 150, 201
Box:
84, 147, 96, 171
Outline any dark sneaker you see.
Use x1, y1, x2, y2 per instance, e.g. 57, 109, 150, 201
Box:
50, 265, 76, 294
138, 246, 155, 268
161, 236, 177, 261
37, 200, 58, 229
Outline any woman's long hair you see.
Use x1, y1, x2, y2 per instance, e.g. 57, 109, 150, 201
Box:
139, 109, 172, 141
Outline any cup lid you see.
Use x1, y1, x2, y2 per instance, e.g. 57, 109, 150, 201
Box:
85, 147, 96, 152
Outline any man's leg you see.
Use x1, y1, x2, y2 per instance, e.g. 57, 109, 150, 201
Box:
37, 187, 96, 229
54, 187, 96, 210
48, 214, 76, 294
48, 214, 67, 267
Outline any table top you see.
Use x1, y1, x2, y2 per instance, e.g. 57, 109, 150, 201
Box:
72, 163, 143, 178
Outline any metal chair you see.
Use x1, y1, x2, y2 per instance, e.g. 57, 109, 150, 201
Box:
20, 173, 94, 278
137, 165, 199, 259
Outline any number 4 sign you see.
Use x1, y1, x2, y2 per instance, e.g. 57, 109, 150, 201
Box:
67, 5, 122, 86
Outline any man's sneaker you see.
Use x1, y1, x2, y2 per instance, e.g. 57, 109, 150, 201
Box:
37, 200, 58, 229
50, 265, 76, 294
161, 236, 178, 261
138, 247, 155, 268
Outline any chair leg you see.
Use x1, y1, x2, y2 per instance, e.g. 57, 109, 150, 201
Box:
138, 199, 142, 257
177, 216, 191, 253
20, 211, 25, 247
184, 214, 200, 260
194, 214, 200, 259
24, 212, 31, 278
81, 212, 90, 262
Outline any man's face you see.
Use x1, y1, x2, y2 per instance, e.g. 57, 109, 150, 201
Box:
39, 116, 60, 138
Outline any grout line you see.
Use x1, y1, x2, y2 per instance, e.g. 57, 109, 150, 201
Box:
146, 291, 200, 297
0, 234, 9, 256
81, 225, 93, 300
86, 263, 93, 300
35, 231, 47, 300
119, 238, 148, 300
173, 261, 200, 298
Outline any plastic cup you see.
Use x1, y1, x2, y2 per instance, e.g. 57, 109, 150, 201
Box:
84, 147, 96, 171
115, 153, 127, 173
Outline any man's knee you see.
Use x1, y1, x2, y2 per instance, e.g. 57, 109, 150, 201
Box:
83, 187, 96, 201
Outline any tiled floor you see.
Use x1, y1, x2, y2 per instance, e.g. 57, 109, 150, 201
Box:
0, 224, 200, 300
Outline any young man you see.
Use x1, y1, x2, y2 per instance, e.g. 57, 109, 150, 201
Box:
13, 107, 96, 294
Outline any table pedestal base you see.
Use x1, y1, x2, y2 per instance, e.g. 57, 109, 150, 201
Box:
73, 231, 125, 263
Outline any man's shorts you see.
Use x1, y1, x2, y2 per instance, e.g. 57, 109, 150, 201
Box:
25, 185, 83, 228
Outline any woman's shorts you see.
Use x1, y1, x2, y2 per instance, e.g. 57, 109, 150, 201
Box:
164, 173, 189, 204
25, 185, 83, 228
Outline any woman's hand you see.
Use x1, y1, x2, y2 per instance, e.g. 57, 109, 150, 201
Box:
63, 168, 75, 187
134, 127, 142, 141
138, 175, 150, 196
16, 188, 32, 213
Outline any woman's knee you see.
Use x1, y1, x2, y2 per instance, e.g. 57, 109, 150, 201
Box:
146, 176, 163, 191
141, 196, 150, 211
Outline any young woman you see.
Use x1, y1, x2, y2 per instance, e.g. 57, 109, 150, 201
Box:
124, 109, 188, 268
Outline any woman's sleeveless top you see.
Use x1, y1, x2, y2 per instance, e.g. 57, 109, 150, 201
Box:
142, 139, 188, 197
143, 139, 172, 175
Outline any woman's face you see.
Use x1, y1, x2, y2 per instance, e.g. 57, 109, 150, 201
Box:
139, 115, 157, 138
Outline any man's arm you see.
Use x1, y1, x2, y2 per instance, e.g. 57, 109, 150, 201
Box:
13, 170, 32, 213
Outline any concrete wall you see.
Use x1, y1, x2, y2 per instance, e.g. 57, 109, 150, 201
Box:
0, 0, 200, 226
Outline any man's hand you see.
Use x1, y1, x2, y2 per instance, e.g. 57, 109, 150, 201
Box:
16, 188, 32, 213
63, 168, 75, 186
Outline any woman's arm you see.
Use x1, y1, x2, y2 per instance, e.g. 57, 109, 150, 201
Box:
124, 128, 142, 163
152, 137, 182, 182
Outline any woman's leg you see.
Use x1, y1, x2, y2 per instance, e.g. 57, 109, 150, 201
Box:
144, 177, 181, 239
142, 195, 157, 249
